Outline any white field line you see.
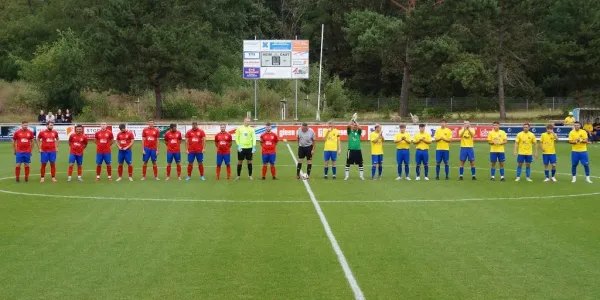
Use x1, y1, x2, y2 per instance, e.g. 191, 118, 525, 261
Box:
285, 143, 365, 300
319, 192, 600, 203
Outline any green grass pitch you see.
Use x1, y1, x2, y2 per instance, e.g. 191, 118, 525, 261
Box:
1, 141, 599, 299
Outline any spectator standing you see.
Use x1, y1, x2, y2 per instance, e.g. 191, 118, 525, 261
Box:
64, 109, 73, 124
38, 110, 46, 124
57, 109, 64, 120
46, 112, 56, 124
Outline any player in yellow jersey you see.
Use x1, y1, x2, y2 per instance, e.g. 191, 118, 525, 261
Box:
323, 120, 341, 179
412, 124, 432, 180
487, 121, 507, 181
434, 120, 452, 180
540, 124, 558, 182
513, 123, 538, 182
458, 120, 476, 180
394, 124, 412, 180
370, 124, 384, 180
568, 122, 592, 183
564, 112, 575, 125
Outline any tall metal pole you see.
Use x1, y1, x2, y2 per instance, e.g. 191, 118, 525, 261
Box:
316, 24, 324, 121
254, 35, 258, 121
294, 35, 299, 121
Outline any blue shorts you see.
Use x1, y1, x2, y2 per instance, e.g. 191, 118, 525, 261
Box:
459, 148, 475, 162
262, 153, 276, 165
517, 154, 533, 164
143, 148, 157, 162
217, 154, 231, 166
396, 149, 410, 165
69, 154, 83, 165
415, 149, 429, 165
371, 154, 383, 164
324, 151, 338, 161
15, 152, 31, 164
118, 149, 133, 165
571, 151, 589, 166
96, 153, 112, 165
40, 151, 57, 164
167, 152, 181, 164
542, 154, 557, 165
436, 150, 449, 164
188, 152, 204, 163
490, 152, 505, 163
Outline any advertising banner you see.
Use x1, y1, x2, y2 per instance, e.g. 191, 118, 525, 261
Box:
500, 126, 572, 141
83, 125, 113, 139
277, 125, 368, 141
53, 125, 75, 140
445, 126, 493, 141
378, 125, 441, 140
0, 126, 28, 141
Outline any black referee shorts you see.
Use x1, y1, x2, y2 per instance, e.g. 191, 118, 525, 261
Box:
346, 149, 363, 165
237, 148, 253, 161
298, 145, 314, 160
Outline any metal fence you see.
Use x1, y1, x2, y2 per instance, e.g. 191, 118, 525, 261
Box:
360, 97, 598, 113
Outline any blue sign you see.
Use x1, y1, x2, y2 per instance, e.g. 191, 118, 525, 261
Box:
243, 67, 260, 79
268, 41, 292, 51
500, 126, 572, 140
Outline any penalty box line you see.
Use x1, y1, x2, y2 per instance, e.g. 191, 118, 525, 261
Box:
285, 143, 366, 300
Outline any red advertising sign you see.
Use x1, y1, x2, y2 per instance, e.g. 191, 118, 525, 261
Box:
446, 126, 493, 141
277, 125, 369, 141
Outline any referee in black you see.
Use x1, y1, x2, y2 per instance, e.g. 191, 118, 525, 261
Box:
296, 123, 316, 179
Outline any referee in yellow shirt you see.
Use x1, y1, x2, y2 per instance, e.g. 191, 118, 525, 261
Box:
370, 124, 384, 180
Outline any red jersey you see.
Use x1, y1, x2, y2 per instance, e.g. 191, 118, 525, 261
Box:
260, 132, 278, 154
214, 132, 232, 154
69, 133, 88, 155
164, 130, 182, 153
13, 129, 35, 153
37, 129, 59, 152
186, 129, 206, 153
116, 131, 135, 150
95, 130, 114, 154
142, 127, 160, 150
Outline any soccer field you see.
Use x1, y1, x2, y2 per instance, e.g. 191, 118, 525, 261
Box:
1, 141, 599, 299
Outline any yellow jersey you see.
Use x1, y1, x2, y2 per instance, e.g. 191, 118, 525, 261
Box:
323, 128, 340, 151
564, 116, 576, 124
370, 132, 384, 155
540, 132, 557, 154
515, 131, 537, 155
394, 132, 411, 149
583, 124, 593, 132
434, 128, 453, 150
459, 128, 475, 148
568, 129, 588, 152
413, 132, 432, 150
487, 129, 507, 153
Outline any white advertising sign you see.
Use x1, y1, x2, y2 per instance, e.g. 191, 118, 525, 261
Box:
243, 40, 309, 79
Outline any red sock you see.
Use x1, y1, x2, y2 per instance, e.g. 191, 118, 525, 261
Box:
166, 165, 171, 177
142, 165, 147, 177
15, 166, 21, 180
96, 165, 101, 176
118, 165, 123, 177
199, 163, 204, 176
41, 163, 46, 178
25, 166, 30, 180
50, 163, 56, 177
271, 165, 276, 177
153, 165, 158, 177
176, 164, 181, 177
68, 165, 73, 176
216, 165, 221, 179
107, 165, 112, 177
187, 164, 193, 176
128, 165, 133, 177
77, 166, 82, 176
226, 165, 231, 178
262, 165, 267, 177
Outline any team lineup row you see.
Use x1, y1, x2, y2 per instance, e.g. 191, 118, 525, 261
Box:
10, 119, 593, 183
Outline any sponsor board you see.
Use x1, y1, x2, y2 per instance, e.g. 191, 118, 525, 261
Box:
83, 126, 113, 139
292, 51, 309, 59
243, 67, 261, 79
291, 66, 309, 79
224, 125, 278, 141
52, 125, 75, 140
445, 126, 493, 141
377, 125, 441, 140
261, 67, 291, 79
261, 40, 292, 51
243, 40, 309, 80
0, 126, 35, 141
500, 126, 572, 141
277, 125, 368, 141
243, 40, 261, 52
292, 40, 309, 51
243, 51, 261, 60
243, 59, 261, 67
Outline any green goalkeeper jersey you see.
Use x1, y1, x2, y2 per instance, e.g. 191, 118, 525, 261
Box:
347, 126, 362, 150
235, 125, 256, 149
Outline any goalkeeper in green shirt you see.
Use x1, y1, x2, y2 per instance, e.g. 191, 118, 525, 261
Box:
345, 119, 365, 180
235, 118, 256, 180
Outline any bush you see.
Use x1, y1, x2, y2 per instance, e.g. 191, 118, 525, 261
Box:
207, 106, 245, 121
422, 106, 446, 119
162, 100, 200, 120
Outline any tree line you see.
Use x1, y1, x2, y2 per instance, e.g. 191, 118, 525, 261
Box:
0, 0, 599, 120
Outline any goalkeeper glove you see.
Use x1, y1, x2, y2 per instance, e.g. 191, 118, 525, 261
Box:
237, 145, 242, 152
252, 147, 256, 153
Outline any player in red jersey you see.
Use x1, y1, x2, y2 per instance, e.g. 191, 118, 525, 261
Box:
67, 125, 88, 182
94, 122, 114, 181
142, 120, 160, 180
214, 124, 233, 180
116, 124, 135, 181
164, 123, 183, 180
185, 121, 206, 181
260, 122, 279, 180
12, 121, 35, 183
36, 121, 59, 182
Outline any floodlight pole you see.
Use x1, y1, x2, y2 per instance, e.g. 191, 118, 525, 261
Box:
253, 35, 258, 121
316, 24, 324, 121
294, 35, 299, 121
